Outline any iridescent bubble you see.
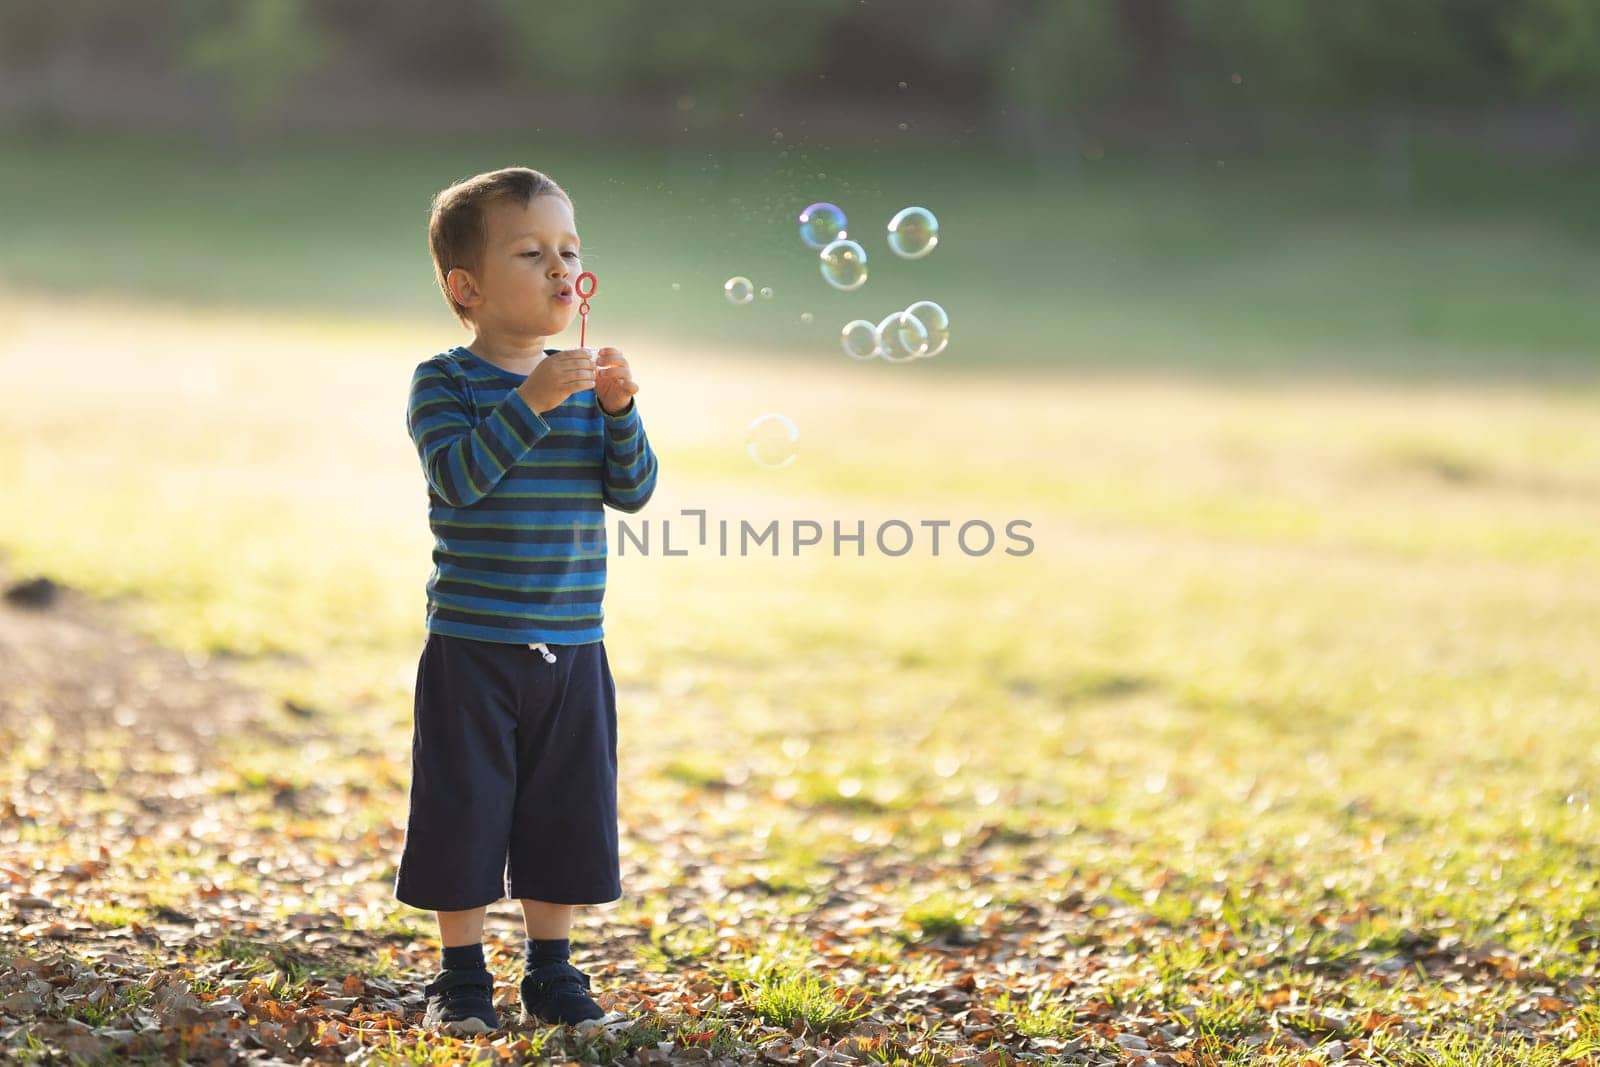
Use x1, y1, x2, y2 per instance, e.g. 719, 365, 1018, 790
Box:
746, 413, 799, 469
724, 276, 755, 305
887, 206, 939, 259
800, 312, 815, 325
876, 310, 929, 363
798, 202, 847, 250
759, 286, 775, 300
840, 319, 878, 360
819, 239, 868, 291
903, 300, 950, 358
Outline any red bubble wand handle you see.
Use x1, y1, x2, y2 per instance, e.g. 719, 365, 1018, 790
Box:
575, 272, 598, 347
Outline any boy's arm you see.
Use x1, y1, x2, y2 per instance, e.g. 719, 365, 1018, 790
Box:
600, 399, 658, 513
407, 361, 550, 508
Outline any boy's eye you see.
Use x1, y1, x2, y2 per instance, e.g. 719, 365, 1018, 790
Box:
562, 251, 579, 259
520, 251, 540, 258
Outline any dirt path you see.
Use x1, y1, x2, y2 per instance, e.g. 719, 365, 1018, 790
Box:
0, 570, 281, 769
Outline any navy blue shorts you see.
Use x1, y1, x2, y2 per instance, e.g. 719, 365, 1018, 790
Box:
394, 632, 621, 911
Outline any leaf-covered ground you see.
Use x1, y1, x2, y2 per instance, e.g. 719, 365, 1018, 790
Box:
3, 292, 1600, 1064
3, 569, 1592, 1067
0, 570, 1073, 1064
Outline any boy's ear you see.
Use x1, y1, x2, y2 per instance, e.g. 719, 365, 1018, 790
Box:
446, 267, 482, 308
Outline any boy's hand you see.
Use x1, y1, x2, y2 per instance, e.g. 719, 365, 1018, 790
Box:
517, 349, 597, 414
595, 347, 640, 415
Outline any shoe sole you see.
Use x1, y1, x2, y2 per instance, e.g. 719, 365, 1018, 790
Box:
432, 1017, 495, 1035
520, 1010, 605, 1029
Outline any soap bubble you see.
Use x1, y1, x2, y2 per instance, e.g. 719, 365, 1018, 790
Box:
798, 202, 847, 250
840, 319, 879, 360
887, 206, 939, 259
724, 276, 755, 305
746, 413, 799, 469
876, 310, 929, 363
903, 300, 950, 358
759, 286, 775, 300
819, 239, 868, 291
800, 312, 814, 324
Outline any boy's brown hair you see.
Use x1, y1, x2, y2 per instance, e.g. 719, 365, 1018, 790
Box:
427, 167, 573, 326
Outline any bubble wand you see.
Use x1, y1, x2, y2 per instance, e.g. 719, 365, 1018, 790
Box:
575, 271, 598, 347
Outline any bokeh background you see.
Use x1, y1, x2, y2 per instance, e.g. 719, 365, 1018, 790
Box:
3, 2, 1600, 1062
3, 0, 1599, 375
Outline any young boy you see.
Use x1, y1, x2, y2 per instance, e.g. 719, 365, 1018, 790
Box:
397, 166, 658, 1034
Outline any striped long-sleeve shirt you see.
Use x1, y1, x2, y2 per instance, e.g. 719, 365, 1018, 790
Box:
406, 344, 658, 645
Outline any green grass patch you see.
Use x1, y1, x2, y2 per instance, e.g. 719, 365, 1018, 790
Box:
899, 892, 972, 943
81, 902, 153, 929
2, 131, 1599, 379
737, 967, 871, 1035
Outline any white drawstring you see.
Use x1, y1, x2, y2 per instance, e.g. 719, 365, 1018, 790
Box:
528, 641, 557, 663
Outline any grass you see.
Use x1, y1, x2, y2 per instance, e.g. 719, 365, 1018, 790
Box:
899, 892, 971, 942
0, 131, 1597, 380
195, 938, 312, 985
58, 984, 153, 1028
737, 968, 870, 1034
991, 990, 1075, 1039
643, 916, 722, 967
81, 902, 152, 929
1364, 1030, 1580, 1066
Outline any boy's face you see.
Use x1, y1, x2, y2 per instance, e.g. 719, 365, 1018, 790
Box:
455, 194, 582, 337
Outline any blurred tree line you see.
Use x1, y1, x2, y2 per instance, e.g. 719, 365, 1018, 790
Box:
2, 0, 1598, 136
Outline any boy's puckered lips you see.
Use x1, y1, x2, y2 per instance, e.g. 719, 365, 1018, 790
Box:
554, 284, 575, 304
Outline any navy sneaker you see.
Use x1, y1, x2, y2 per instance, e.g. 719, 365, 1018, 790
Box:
520, 959, 604, 1026
422, 967, 498, 1034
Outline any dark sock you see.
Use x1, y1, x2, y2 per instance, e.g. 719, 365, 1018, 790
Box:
525, 937, 570, 970
442, 943, 485, 971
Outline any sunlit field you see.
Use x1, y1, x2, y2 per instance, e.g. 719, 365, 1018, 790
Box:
2, 132, 1598, 380
2, 282, 1599, 1062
